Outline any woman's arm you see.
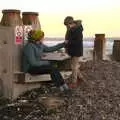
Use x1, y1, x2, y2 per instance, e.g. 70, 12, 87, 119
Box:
43, 42, 65, 52
24, 44, 50, 66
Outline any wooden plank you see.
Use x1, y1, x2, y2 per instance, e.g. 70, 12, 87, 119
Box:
25, 71, 71, 83
25, 73, 51, 83
0, 27, 15, 99
41, 52, 70, 61
14, 71, 71, 83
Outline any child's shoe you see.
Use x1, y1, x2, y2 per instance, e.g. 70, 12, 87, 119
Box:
77, 76, 83, 85
68, 82, 77, 89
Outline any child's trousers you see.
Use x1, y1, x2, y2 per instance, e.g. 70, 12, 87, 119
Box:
71, 56, 80, 83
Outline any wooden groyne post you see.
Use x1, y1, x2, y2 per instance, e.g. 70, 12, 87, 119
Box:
22, 12, 41, 29
0, 9, 23, 26
112, 40, 120, 61
0, 10, 42, 99
93, 34, 106, 61
0, 9, 23, 99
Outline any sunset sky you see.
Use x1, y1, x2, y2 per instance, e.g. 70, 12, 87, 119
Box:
0, 0, 120, 37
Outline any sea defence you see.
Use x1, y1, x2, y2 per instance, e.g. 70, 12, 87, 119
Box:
0, 9, 49, 99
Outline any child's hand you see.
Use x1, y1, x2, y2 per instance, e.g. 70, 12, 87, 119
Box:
64, 40, 68, 44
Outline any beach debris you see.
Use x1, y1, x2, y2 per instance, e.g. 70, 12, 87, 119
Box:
38, 96, 65, 110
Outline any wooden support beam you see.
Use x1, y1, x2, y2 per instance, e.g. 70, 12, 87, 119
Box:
112, 40, 120, 61
14, 71, 71, 84
93, 34, 106, 61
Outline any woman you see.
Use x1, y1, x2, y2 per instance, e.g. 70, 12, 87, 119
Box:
22, 29, 69, 93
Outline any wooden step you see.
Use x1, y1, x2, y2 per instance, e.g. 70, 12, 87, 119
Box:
25, 73, 51, 83
14, 71, 71, 84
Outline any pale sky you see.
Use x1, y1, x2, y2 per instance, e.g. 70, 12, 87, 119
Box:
0, 0, 120, 37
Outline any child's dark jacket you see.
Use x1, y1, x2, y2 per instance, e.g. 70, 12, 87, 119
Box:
66, 25, 83, 57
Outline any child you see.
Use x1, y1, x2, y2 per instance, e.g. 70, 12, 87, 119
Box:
65, 20, 83, 88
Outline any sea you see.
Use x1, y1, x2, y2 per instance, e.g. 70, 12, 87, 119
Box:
44, 37, 120, 58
